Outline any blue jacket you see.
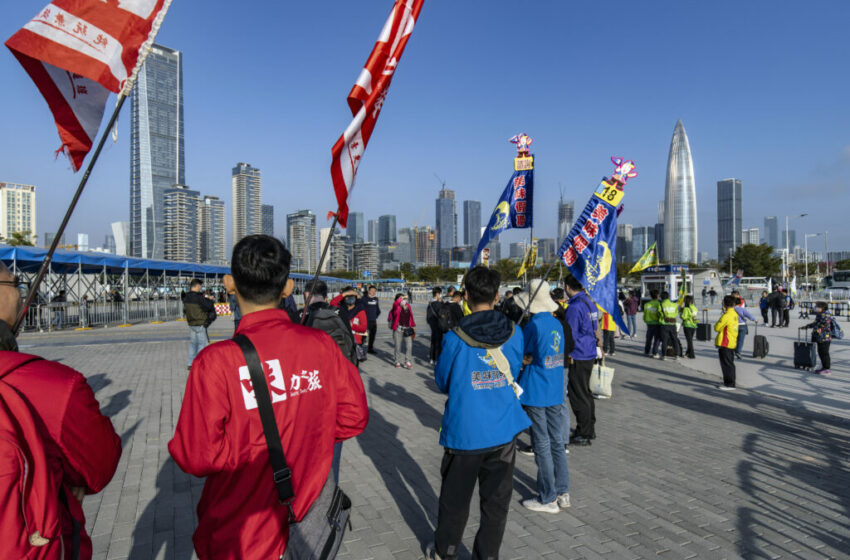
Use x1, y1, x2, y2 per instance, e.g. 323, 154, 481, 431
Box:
517, 313, 565, 407
564, 292, 598, 361
435, 310, 530, 452
361, 295, 381, 322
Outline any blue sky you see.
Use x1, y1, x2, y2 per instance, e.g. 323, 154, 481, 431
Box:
2, 0, 848, 258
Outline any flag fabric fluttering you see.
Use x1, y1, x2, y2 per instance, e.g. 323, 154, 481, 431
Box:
470, 159, 534, 269
329, 0, 424, 228
517, 238, 538, 278
678, 265, 688, 302
5, 0, 172, 171
628, 241, 658, 274
557, 157, 638, 335
725, 269, 744, 287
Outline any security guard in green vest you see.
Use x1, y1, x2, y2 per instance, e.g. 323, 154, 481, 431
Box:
659, 291, 683, 359
642, 290, 663, 356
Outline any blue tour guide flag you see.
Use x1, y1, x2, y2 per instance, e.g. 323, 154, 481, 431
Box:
557, 158, 637, 335
470, 166, 534, 269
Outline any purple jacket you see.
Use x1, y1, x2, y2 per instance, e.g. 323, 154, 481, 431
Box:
734, 305, 757, 325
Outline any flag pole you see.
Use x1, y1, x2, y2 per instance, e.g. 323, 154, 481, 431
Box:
300, 212, 340, 324
13, 94, 127, 334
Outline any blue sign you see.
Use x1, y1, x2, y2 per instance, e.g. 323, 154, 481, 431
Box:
469, 164, 534, 269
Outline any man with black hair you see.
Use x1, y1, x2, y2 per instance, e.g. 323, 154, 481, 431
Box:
361, 285, 381, 354
302, 280, 359, 366
563, 275, 601, 446
169, 235, 369, 559
183, 278, 217, 370
426, 286, 444, 364
427, 266, 529, 560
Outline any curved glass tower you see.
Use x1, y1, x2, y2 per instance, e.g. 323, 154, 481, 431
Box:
663, 120, 697, 263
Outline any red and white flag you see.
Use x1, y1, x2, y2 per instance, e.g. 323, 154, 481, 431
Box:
5, 0, 172, 171
330, 0, 424, 228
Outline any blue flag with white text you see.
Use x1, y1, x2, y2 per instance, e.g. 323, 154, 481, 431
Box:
470, 166, 534, 269
557, 176, 629, 335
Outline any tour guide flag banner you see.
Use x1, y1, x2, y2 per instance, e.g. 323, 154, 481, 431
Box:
629, 241, 658, 274
470, 133, 535, 269
330, 0, 424, 228
558, 157, 638, 335
5, 0, 172, 171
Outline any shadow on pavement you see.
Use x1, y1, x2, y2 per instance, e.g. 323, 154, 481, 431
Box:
100, 389, 132, 418
626, 379, 850, 558
87, 372, 112, 394
368, 378, 441, 431
355, 407, 438, 545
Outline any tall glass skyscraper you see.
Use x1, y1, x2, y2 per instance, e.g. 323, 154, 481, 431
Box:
764, 216, 779, 249
130, 44, 184, 259
717, 178, 743, 263
377, 214, 396, 245
436, 188, 457, 266
663, 120, 698, 263
557, 198, 574, 241
232, 163, 262, 247
347, 212, 365, 243
463, 200, 481, 246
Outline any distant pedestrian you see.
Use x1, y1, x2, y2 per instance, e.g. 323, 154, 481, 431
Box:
714, 295, 739, 390
732, 291, 758, 360
344, 292, 369, 362
183, 279, 216, 370
426, 287, 444, 364
51, 289, 66, 329
769, 286, 784, 327
709, 287, 717, 306
623, 290, 639, 339
804, 301, 841, 375
361, 285, 381, 354
389, 293, 415, 368
643, 290, 662, 357
758, 290, 770, 324
701, 286, 708, 306
516, 280, 570, 514
680, 295, 698, 359
659, 291, 682, 359
598, 304, 617, 356
80, 294, 89, 328
564, 275, 601, 446
427, 266, 529, 560
783, 290, 794, 327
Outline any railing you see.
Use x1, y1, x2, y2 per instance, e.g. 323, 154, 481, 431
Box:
20, 299, 186, 332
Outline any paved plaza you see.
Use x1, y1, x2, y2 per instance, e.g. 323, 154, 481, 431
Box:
16, 308, 850, 560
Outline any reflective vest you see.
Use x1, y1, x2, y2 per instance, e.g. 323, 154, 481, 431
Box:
643, 300, 662, 325
660, 299, 678, 323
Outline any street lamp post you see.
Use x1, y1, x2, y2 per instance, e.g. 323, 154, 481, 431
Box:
785, 213, 808, 284
804, 233, 822, 294
824, 230, 829, 279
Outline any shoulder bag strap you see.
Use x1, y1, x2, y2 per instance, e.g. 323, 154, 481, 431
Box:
232, 334, 296, 514
488, 346, 524, 399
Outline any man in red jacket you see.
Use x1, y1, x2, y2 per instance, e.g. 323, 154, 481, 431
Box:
0, 262, 122, 559
168, 235, 369, 560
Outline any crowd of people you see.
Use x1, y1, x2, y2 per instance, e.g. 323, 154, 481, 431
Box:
0, 235, 844, 560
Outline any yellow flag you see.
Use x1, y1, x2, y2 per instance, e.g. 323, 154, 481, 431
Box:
517, 239, 538, 278
628, 241, 658, 274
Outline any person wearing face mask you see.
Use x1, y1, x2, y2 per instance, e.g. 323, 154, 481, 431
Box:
330, 285, 363, 325
344, 293, 369, 361
390, 293, 416, 368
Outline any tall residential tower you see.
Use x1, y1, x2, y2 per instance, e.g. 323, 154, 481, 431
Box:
232, 163, 262, 247
717, 178, 743, 263
662, 120, 698, 263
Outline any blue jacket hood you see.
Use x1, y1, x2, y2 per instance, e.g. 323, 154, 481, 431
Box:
457, 309, 514, 346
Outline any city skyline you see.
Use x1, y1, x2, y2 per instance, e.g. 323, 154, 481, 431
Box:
2, 3, 849, 259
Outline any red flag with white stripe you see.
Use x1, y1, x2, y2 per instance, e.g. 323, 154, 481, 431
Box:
5, 0, 172, 171
330, 0, 424, 228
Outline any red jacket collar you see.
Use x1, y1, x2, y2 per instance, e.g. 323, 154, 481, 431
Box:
234, 308, 291, 334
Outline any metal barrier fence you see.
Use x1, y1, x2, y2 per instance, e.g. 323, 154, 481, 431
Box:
20, 300, 185, 332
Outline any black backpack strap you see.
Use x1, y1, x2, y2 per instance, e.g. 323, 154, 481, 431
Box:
58, 488, 81, 560
232, 334, 296, 518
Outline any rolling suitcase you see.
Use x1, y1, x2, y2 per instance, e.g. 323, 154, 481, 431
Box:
793, 327, 817, 371
696, 309, 712, 341
752, 322, 769, 359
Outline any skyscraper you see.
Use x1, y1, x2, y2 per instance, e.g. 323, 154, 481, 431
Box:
367, 219, 377, 243
463, 200, 481, 246
200, 195, 226, 264
111, 222, 129, 256
130, 44, 184, 259
287, 210, 316, 272
631, 226, 655, 262
347, 212, 365, 243
377, 215, 397, 245
436, 188, 457, 266
0, 182, 37, 245
717, 178, 743, 263
742, 227, 759, 246
104, 235, 116, 254
232, 163, 262, 247
163, 185, 200, 262
261, 204, 274, 237
764, 216, 779, 249
616, 223, 633, 264
663, 120, 698, 263
411, 226, 437, 266
557, 198, 574, 241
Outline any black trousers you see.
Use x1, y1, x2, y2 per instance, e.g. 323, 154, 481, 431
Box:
367, 321, 377, 351
602, 331, 615, 354
783, 309, 790, 327
761, 309, 769, 324
568, 359, 596, 438
430, 325, 443, 362
718, 347, 736, 387
434, 441, 516, 560
817, 341, 831, 370
660, 324, 682, 357
684, 326, 696, 358
644, 324, 661, 355
771, 308, 782, 327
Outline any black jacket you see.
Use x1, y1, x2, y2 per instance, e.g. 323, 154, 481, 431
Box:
361, 296, 381, 322
183, 291, 216, 327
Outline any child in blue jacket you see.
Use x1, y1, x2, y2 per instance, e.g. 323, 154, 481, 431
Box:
428, 266, 529, 560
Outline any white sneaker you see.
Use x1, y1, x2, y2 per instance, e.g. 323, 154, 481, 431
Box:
717, 384, 736, 391
521, 498, 559, 514
557, 493, 571, 509
424, 542, 442, 560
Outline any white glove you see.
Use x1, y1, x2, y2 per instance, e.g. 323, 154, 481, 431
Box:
596, 347, 603, 359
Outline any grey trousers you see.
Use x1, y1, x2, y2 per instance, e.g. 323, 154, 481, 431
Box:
393, 329, 413, 364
